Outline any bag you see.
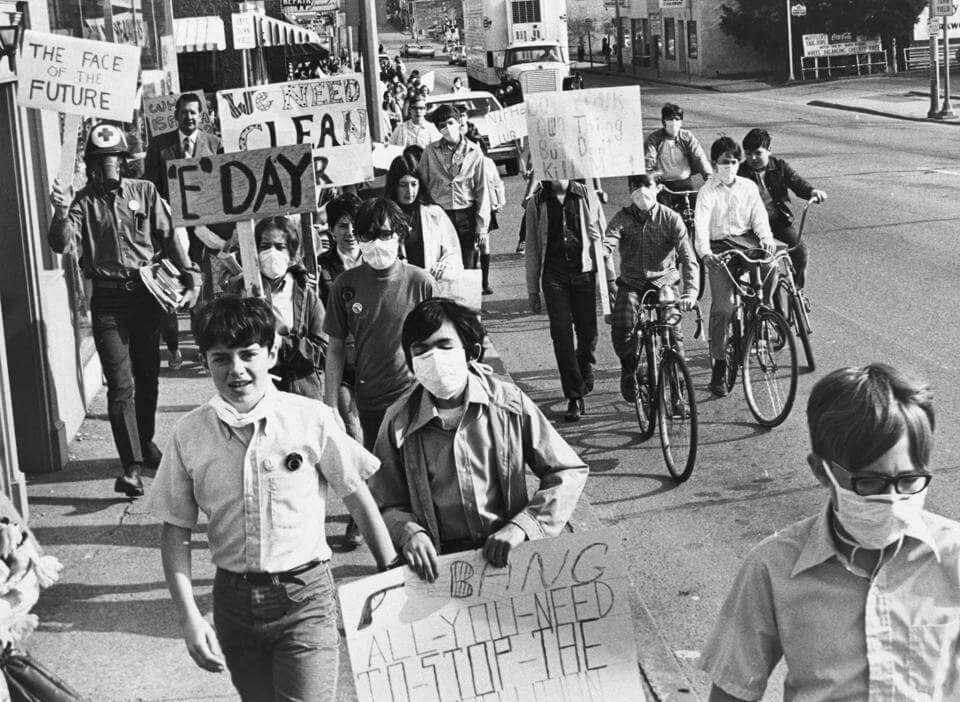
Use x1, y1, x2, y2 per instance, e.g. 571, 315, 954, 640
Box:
1, 648, 84, 702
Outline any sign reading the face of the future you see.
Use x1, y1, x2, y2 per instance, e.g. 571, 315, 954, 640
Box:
17, 30, 142, 121
526, 86, 643, 180
165, 144, 318, 227
338, 530, 645, 702
217, 75, 373, 188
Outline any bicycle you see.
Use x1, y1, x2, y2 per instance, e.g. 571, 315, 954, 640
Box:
714, 246, 798, 428
659, 185, 706, 301
772, 199, 818, 372
630, 285, 703, 482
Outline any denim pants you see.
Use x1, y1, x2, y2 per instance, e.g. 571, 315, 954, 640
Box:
213, 562, 340, 702
542, 272, 598, 399
90, 287, 164, 468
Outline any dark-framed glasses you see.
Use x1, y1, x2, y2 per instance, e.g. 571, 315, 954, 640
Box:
359, 229, 396, 242
830, 461, 931, 496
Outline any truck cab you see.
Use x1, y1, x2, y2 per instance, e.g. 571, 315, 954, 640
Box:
501, 41, 575, 97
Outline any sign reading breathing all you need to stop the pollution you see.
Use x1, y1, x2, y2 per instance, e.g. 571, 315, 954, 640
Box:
339, 529, 645, 702
217, 74, 373, 188
526, 86, 643, 180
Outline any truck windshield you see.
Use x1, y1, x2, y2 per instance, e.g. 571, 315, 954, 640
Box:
504, 45, 565, 66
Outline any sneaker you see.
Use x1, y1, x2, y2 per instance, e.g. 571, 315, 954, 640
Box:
515, 241, 525, 254
114, 464, 145, 498
168, 349, 183, 370
710, 360, 729, 398
564, 398, 584, 422
482, 285, 494, 295
620, 365, 637, 403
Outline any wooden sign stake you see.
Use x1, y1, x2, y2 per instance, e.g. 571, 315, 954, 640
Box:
237, 220, 262, 298
57, 113, 82, 196
300, 212, 318, 279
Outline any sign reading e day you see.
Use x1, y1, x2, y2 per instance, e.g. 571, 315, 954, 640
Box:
526, 86, 643, 180
166, 144, 318, 227
217, 74, 373, 188
17, 30, 141, 121
486, 102, 528, 147
339, 529, 645, 702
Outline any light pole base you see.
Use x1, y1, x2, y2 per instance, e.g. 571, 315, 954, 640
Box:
938, 110, 957, 119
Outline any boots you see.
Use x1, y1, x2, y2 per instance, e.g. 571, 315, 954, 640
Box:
710, 359, 729, 398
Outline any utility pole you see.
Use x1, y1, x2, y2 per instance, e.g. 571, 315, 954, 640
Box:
358, 0, 384, 140
940, 12, 956, 117
929, 0, 942, 117
786, 0, 795, 81
615, 0, 623, 72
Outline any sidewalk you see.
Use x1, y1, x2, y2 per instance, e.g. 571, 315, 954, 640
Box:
24, 317, 696, 701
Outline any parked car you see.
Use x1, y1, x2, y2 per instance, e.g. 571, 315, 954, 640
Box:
425, 90, 520, 175
400, 43, 436, 58
448, 45, 467, 66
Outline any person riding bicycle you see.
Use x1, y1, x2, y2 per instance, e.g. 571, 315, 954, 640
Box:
644, 103, 712, 211
605, 173, 699, 403
738, 128, 827, 289
695, 136, 776, 399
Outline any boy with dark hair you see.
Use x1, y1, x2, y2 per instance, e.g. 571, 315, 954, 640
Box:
739, 128, 827, 289
147, 296, 397, 702
369, 299, 588, 581
694, 136, 776, 397
701, 363, 959, 701
644, 103, 712, 207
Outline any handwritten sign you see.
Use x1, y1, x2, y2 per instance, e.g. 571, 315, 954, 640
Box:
232, 13, 257, 50
526, 86, 643, 180
486, 102, 528, 147
217, 75, 373, 188
339, 530, 644, 702
165, 144, 318, 227
143, 91, 211, 138
17, 30, 141, 121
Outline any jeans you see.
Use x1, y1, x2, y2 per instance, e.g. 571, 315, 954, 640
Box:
213, 562, 340, 702
542, 272, 598, 399
444, 207, 479, 269
90, 287, 164, 468
610, 281, 658, 362
771, 217, 808, 288
707, 242, 778, 361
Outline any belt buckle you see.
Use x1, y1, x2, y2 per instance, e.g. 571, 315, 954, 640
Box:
121, 279, 138, 292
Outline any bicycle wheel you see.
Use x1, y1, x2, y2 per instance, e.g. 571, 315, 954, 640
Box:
633, 336, 657, 440
657, 350, 698, 482
775, 280, 814, 372
742, 309, 798, 427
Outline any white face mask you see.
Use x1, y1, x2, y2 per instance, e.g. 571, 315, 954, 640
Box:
822, 461, 927, 550
716, 163, 737, 185
630, 188, 657, 211
663, 120, 681, 137
359, 238, 399, 270
258, 249, 289, 280
441, 125, 460, 143
412, 348, 469, 400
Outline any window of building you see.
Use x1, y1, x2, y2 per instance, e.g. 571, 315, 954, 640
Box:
664, 18, 676, 60
511, 0, 541, 24
688, 20, 698, 59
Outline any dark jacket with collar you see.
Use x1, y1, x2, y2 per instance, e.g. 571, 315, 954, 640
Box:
143, 129, 223, 201
738, 155, 815, 224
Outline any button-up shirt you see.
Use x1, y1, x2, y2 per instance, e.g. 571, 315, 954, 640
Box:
145, 390, 378, 572
48, 179, 172, 279
693, 175, 774, 259
419, 137, 490, 236
179, 129, 197, 158
388, 119, 441, 148
700, 503, 960, 701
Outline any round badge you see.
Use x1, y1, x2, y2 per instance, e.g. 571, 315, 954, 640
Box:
128, 200, 140, 211
341, 286, 355, 302
352, 302, 363, 314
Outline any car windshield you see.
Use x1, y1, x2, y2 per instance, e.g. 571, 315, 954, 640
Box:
505, 45, 565, 66
429, 97, 500, 119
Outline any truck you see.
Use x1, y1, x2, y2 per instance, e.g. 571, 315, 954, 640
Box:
462, 0, 582, 105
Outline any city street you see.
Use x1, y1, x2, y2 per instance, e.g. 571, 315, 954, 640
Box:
394, 45, 960, 698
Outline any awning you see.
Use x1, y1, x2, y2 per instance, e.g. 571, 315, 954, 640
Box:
260, 15, 324, 47
173, 16, 226, 53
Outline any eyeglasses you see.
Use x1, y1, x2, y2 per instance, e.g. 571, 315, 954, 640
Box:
829, 461, 932, 496
358, 229, 396, 242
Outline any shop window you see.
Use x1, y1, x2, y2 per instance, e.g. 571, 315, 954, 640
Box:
664, 18, 676, 60
688, 21, 698, 59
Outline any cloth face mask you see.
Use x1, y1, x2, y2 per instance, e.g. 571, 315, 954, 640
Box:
412, 348, 469, 400
359, 238, 399, 270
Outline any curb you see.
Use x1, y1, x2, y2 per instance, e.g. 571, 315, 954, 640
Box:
482, 338, 697, 702
807, 99, 960, 125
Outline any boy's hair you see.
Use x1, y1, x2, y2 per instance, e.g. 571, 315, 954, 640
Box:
710, 136, 743, 162
743, 128, 772, 151
430, 104, 459, 125
384, 153, 435, 206
627, 173, 658, 191
175, 92, 203, 114
401, 298, 486, 369
254, 216, 300, 259
325, 193, 362, 231
192, 296, 276, 356
807, 363, 935, 472
464, 125, 487, 154
402, 144, 424, 164
355, 197, 409, 243
661, 103, 683, 121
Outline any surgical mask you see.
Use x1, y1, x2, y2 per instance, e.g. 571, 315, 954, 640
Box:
823, 461, 927, 550
258, 249, 289, 280
359, 238, 399, 269
441, 125, 460, 143
412, 348, 469, 400
631, 188, 657, 211
663, 120, 681, 137
716, 164, 737, 185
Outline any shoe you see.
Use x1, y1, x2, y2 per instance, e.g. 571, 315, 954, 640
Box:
169, 349, 183, 370
515, 241, 525, 254
142, 442, 163, 471
710, 360, 729, 398
114, 464, 144, 498
482, 285, 494, 295
564, 398, 585, 422
620, 364, 637, 403
343, 518, 363, 550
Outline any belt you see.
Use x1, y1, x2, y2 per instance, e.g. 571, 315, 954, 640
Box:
225, 559, 324, 586
91, 277, 143, 292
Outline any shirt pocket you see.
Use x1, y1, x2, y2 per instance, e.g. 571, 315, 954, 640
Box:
132, 211, 150, 245
908, 617, 960, 701
266, 459, 319, 530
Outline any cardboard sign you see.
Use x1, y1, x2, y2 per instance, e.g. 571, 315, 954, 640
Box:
371, 142, 405, 170
217, 75, 373, 188
526, 87, 643, 180
165, 144, 318, 227
232, 13, 257, 50
421, 70, 436, 92
339, 530, 645, 701
486, 102, 528, 147
143, 91, 210, 138
17, 30, 141, 122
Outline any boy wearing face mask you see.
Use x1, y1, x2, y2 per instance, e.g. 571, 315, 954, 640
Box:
644, 103, 712, 208
368, 299, 588, 581
322, 198, 436, 454
694, 136, 776, 398
605, 174, 699, 402
701, 363, 959, 702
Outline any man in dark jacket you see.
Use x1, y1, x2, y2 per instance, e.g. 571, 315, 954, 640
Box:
739, 128, 827, 289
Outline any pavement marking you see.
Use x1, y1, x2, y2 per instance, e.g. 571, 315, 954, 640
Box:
929, 168, 960, 177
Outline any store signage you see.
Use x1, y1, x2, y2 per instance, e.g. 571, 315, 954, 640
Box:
232, 13, 257, 50
801, 33, 881, 57
649, 11, 662, 35
791, 3, 807, 17
659, 0, 685, 7
934, 0, 957, 17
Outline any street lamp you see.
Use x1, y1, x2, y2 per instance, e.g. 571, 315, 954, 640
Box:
0, 4, 24, 72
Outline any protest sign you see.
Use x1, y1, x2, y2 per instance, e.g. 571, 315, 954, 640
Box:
486, 102, 528, 147
217, 75, 373, 188
143, 91, 210, 138
339, 529, 644, 702
420, 70, 436, 92
371, 142, 405, 170
525, 86, 643, 180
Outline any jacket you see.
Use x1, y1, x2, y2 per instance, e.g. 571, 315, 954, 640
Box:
143, 129, 223, 201
408, 203, 464, 273
737, 155, 815, 224
643, 128, 712, 180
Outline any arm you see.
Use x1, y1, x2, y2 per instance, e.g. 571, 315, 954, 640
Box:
322, 337, 346, 408
745, 184, 774, 246
524, 198, 543, 303
780, 159, 815, 200
430, 207, 463, 279
693, 185, 714, 259
280, 290, 327, 373
47, 183, 82, 254
342, 485, 397, 570
672, 215, 699, 302
160, 523, 225, 672
643, 132, 660, 174
686, 133, 713, 179
387, 124, 405, 146
472, 152, 491, 237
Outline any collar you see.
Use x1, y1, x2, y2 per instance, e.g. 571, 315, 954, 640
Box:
337, 246, 361, 263
399, 371, 490, 443
442, 137, 464, 154
178, 130, 197, 143
630, 203, 655, 222
790, 502, 941, 578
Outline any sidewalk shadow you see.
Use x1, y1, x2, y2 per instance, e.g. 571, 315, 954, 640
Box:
27, 458, 118, 485
31, 523, 208, 549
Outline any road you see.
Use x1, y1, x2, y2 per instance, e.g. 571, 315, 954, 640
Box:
382, 41, 960, 700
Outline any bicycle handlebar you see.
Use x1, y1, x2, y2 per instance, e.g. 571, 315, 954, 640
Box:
658, 185, 700, 197
638, 289, 705, 341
